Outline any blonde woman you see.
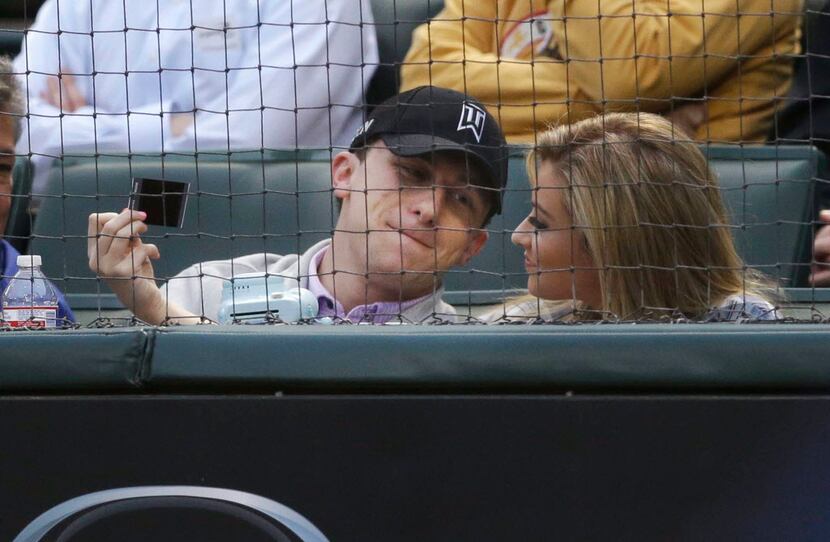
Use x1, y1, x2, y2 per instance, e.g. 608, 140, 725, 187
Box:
488, 113, 777, 323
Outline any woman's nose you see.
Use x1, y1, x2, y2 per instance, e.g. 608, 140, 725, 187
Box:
511, 217, 533, 247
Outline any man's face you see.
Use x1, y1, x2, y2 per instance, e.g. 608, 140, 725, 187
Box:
332, 140, 490, 297
0, 115, 15, 238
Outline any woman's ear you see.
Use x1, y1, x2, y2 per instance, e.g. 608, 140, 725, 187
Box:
331, 151, 359, 201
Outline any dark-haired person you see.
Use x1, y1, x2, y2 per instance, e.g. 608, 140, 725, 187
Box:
0, 57, 73, 324
88, 87, 508, 324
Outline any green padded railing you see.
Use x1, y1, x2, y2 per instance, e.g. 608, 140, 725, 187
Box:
1, 324, 830, 393
0, 327, 147, 392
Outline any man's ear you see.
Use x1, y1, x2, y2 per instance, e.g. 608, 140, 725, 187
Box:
460, 230, 489, 266
331, 151, 359, 201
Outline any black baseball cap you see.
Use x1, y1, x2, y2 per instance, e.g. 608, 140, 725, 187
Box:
350, 86, 509, 217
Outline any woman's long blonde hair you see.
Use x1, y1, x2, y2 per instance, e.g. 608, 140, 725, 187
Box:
527, 113, 773, 320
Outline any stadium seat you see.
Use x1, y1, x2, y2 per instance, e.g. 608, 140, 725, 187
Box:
30, 151, 335, 308
705, 145, 825, 288
366, 0, 444, 106
0, 29, 23, 58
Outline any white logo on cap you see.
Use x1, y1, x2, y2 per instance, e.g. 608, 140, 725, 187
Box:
457, 101, 487, 143
355, 118, 375, 138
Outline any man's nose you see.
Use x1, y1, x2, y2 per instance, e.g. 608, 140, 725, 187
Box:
409, 187, 446, 225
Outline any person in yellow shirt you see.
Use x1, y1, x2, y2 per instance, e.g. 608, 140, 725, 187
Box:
401, 0, 802, 143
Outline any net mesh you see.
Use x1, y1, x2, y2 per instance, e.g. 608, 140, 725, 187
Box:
0, 0, 828, 328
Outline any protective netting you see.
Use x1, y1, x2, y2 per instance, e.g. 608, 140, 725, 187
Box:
0, 0, 829, 328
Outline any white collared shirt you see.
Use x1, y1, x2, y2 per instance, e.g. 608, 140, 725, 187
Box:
16, 0, 378, 190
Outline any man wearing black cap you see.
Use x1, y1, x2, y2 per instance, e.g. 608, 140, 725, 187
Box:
87, 86, 509, 324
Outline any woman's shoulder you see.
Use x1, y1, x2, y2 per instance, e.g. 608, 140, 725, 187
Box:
480, 297, 579, 324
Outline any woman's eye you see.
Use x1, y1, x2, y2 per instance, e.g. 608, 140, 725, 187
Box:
528, 216, 548, 230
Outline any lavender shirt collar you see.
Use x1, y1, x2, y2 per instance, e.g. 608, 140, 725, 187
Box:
306, 245, 427, 324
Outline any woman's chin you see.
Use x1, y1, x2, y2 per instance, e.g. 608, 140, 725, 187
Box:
526, 281, 574, 304
526, 277, 541, 299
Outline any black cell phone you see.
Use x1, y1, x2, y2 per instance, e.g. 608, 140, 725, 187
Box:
129, 178, 190, 228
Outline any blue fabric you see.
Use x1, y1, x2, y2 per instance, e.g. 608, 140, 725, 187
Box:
0, 240, 75, 324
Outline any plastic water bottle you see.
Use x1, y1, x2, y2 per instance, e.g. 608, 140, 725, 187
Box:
2, 255, 59, 329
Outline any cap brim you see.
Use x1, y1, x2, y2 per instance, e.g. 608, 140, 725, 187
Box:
379, 133, 501, 191
379, 133, 471, 156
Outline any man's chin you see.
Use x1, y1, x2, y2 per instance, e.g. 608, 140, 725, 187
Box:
366, 263, 444, 290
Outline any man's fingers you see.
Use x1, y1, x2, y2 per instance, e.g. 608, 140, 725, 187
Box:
665, 102, 706, 137
806, 209, 830, 286
96, 228, 152, 279
108, 220, 149, 257
88, 212, 119, 237
43, 77, 61, 108
813, 211, 830, 260
132, 244, 160, 272
88, 210, 147, 266
815, 234, 830, 261
62, 74, 86, 111
809, 268, 830, 287
811, 213, 830, 286
97, 209, 147, 239
87, 212, 119, 262
144, 243, 161, 260
111, 244, 159, 280
44, 75, 82, 111
59, 74, 75, 111
90, 210, 136, 259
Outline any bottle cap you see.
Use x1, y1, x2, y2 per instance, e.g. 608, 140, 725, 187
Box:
16, 254, 42, 267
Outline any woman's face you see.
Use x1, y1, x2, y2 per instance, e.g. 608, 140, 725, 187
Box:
511, 160, 602, 308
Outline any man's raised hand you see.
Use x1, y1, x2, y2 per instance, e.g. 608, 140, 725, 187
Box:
88, 209, 167, 323
87, 209, 205, 325
88, 209, 160, 280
